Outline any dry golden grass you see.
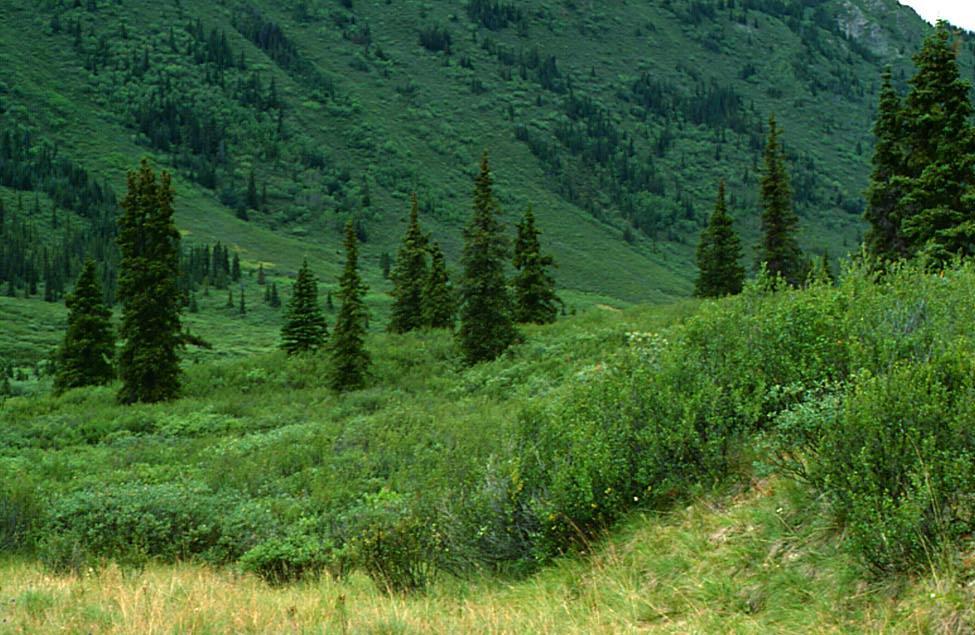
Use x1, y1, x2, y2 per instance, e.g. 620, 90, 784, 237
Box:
2, 481, 972, 634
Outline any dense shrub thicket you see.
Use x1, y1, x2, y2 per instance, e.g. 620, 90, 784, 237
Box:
3, 263, 975, 586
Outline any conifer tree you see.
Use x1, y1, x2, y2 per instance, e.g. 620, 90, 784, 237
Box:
512, 206, 559, 324
269, 282, 281, 308
899, 21, 975, 262
239, 287, 246, 315
864, 69, 908, 262
281, 260, 327, 354
246, 169, 259, 210
756, 115, 806, 287
459, 152, 516, 363
226, 288, 234, 308
387, 193, 429, 333
232, 252, 241, 282
330, 220, 370, 391
257, 263, 266, 285
116, 159, 182, 404
423, 240, 455, 329
54, 260, 115, 394
694, 180, 745, 298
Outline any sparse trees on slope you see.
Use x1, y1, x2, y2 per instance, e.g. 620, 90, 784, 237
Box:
388, 193, 428, 333
280, 260, 327, 354
512, 206, 558, 324
695, 180, 744, 298
54, 259, 115, 393
458, 152, 516, 364
330, 220, 370, 391
756, 115, 806, 287
116, 159, 182, 404
423, 240, 455, 329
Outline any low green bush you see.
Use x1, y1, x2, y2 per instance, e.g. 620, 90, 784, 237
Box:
0, 468, 41, 552
811, 353, 975, 572
240, 518, 334, 585
339, 490, 443, 593
38, 482, 279, 571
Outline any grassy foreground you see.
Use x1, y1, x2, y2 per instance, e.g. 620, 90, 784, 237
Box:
1, 478, 971, 634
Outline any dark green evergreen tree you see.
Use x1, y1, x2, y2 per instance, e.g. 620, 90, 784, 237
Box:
54, 259, 115, 394
423, 240, 455, 329
756, 115, 806, 287
280, 260, 327, 354
694, 180, 745, 298
512, 206, 558, 324
116, 159, 182, 404
231, 252, 241, 281
899, 21, 975, 262
864, 68, 908, 262
246, 169, 259, 210
458, 152, 516, 363
330, 220, 370, 391
257, 263, 266, 285
239, 287, 246, 315
387, 193, 429, 333
269, 282, 281, 308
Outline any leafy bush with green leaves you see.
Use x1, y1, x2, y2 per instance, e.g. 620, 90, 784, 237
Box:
240, 518, 334, 584
810, 354, 975, 572
339, 490, 444, 593
38, 483, 278, 571
0, 467, 41, 552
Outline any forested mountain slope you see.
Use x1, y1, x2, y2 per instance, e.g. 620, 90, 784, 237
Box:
0, 0, 971, 361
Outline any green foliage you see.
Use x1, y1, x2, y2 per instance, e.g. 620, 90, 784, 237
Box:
330, 220, 370, 391
240, 518, 333, 584
512, 206, 559, 324
53, 259, 115, 393
694, 181, 744, 298
899, 22, 975, 262
340, 490, 442, 593
864, 69, 908, 262
757, 116, 806, 287
38, 483, 278, 572
866, 23, 975, 265
388, 193, 428, 334
280, 260, 328, 354
0, 469, 40, 552
116, 159, 182, 404
459, 152, 516, 363
422, 240, 455, 329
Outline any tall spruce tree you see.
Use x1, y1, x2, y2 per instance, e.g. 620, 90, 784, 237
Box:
757, 115, 806, 287
458, 152, 516, 363
899, 21, 975, 262
864, 69, 908, 262
512, 206, 559, 324
695, 180, 745, 298
330, 220, 370, 391
423, 240, 455, 329
388, 193, 428, 333
116, 159, 182, 404
281, 260, 328, 354
54, 259, 115, 394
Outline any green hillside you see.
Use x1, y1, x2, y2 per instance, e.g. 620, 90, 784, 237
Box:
1, 0, 970, 341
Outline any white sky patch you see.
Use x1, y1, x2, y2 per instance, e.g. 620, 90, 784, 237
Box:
898, 1, 975, 32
